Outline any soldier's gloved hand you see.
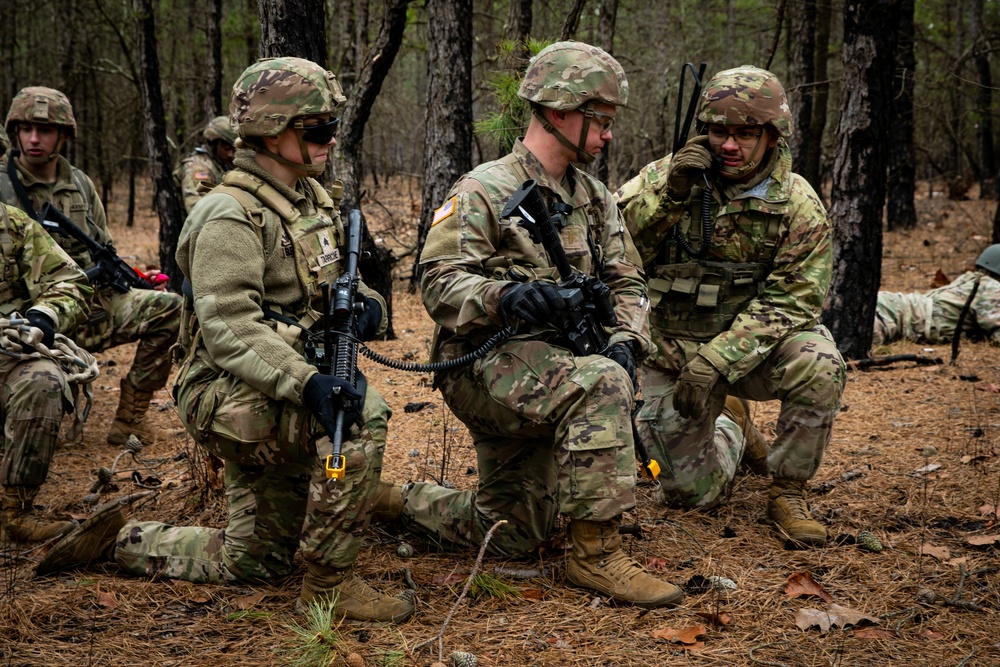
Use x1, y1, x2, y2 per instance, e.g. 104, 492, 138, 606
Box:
604, 342, 639, 391
499, 281, 567, 327
354, 294, 382, 341
25, 311, 56, 349
666, 135, 714, 198
673, 354, 724, 420
304, 373, 364, 442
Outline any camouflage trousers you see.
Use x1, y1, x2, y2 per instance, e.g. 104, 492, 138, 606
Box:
115, 361, 389, 583
402, 339, 637, 556
636, 326, 845, 509
873, 292, 944, 345
0, 357, 73, 487
74, 288, 181, 394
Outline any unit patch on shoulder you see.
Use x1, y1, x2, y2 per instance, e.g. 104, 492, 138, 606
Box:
431, 197, 456, 227
193, 171, 210, 181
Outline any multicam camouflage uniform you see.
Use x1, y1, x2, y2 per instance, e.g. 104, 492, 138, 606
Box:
874, 272, 1000, 346
174, 116, 236, 213
615, 66, 845, 510
0, 88, 180, 424
407, 135, 651, 555
0, 203, 91, 509
114, 59, 390, 585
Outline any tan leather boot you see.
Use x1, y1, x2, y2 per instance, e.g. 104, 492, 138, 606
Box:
566, 519, 684, 608
298, 563, 414, 626
1, 486, 76, 543
722, 396, 770, 476
106, 380, 177, 446
35, 498, 127, 575
768, 478, 827, 547
369, 481, 404, 523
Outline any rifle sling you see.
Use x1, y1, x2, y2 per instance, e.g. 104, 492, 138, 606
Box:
6, 151, 40, 220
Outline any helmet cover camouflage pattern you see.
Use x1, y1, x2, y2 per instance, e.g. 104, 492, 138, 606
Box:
697, 66, 793, 138
975, 244, 1000, 276
203, 115, 238, 145
230, 57, 347, 138
5, 86, 77, 138
0, 128, 9, 156
517, 41, 629, 110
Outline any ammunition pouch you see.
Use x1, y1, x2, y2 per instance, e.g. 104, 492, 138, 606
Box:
647, 260, 769, 341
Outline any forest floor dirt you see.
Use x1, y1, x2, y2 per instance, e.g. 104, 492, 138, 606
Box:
2, 178, 999, 667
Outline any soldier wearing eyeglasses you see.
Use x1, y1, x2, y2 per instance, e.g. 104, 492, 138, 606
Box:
36, 57, 411, 628
615, 66, 846, 548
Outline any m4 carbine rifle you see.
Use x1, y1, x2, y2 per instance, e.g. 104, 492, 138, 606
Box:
499, 179, 618, 356
38, 202, 153, 293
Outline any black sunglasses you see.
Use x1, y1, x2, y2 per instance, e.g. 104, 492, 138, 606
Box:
298, 117, 339, 145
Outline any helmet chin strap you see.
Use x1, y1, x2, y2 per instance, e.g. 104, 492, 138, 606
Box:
718, 131, 767, 179
533, 105, 596, 165
15, 131, 61, 165
241, 132, 326, 176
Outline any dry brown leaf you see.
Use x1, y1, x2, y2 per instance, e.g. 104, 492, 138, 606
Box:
695, 610, 732, 627
794, 604, 879, 634
917, 628, 947, 641
96, 589, 117, 609
920, 544, 951, 561
232, 591, 265, 610
651, 624, 707, 645
930, 269, 950, 287
520, 588, 545, 600
431, 572, 467, 586
785, 571, 833, 603
854, 627, 895, 640
979, 504, 1000, 518
645, 556, 669, 570
975, 382, 1000, 393
947, 557, 969, 567
960, 454, 990, 464
965, 534, 1000, 546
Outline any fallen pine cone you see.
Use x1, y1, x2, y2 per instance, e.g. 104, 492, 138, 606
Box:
344, 652, 365, 667
452, 651, 477, 667
857, 530, 884, 553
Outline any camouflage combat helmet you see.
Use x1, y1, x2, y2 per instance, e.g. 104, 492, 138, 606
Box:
518, 41, 629, 110
203, 115, 237, 145
975, 244, 1000, 277
5, 86, 77, 138
230, 57, 346, 139
0, 128, 9, 156
698, 66, 792, 138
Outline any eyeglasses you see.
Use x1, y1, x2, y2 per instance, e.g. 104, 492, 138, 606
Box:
589, 110, 616, 132
296, 117, 340, 145
707, 125, 763, 147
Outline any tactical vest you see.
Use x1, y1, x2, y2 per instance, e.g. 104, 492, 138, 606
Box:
177, 170, 345, 362
647, 191, 784, 341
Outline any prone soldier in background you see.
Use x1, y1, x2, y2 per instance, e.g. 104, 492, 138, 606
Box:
374, 42, 684, 608
0, 203, 92, 543
874, 244, 1000, 346
174, 115, 237, 213
36, 58, 412, 627
616, 66, 846, 548
0, 87, 182, 447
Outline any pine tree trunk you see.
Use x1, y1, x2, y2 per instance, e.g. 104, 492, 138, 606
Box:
257, 0, 327, 64
410, 0, 473, 290
133, 0, 187, 288
823, 0, 901, 360
886, 0, 917, 230
789, 0, 816, 180
205, 0, 224, 117
971, 0, 997, 199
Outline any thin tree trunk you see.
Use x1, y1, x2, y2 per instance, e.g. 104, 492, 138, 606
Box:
560, 0, 586, 41
803, 0, 832, 193
505, 0, 532, 61
823, 0, 901, 360
790, 0, 816, 179
205, 0, 224, 118
133, 0, 187, 288
971, 0, 996, 199
258, 0, 328, 64
886, 0, 917, 230
410, 0, 473, 291
593, 0, 618, 184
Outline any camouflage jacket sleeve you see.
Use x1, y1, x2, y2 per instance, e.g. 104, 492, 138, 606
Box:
7, 205, 91, 331
615, 154, 675, 267
182, 195, 315, 404
177, 152, 220, 213
700, 174, 831, 381
973, 275, 1000, 342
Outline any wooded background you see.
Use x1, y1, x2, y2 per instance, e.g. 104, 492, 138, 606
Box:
2, 0, 998, 358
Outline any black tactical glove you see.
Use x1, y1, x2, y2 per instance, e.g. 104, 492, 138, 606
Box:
499, 281, 571, 327
666, 135, 715, 198
354, 293, 383, 341
673, 354, 725, 421
304, 372, 365, 442
25, 311, 56, 349
604, 341, 639, 391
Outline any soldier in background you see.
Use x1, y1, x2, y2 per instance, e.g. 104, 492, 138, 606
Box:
874, 244, 1000, 346
37, 58, 413, 627
616, 66, 846, 548
375, 41, 684, 608
0, 86, 182, 447
174, 115, 237, 212
0, 203, 92, 542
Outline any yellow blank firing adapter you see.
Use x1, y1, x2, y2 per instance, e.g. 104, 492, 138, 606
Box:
325, 455, 346, 480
